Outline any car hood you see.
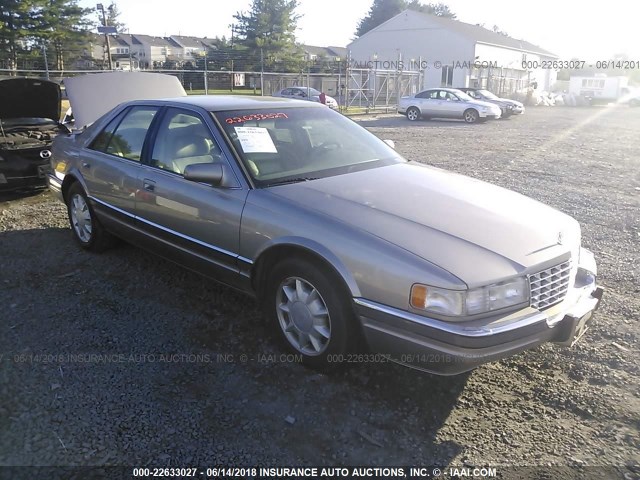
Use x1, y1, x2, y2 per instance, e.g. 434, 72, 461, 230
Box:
0, 78, 61, 121
63, 72, 186, 128
469, 99, 501, 110
269, 162, 580, 287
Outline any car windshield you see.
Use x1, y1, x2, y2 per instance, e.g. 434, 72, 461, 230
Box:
478, 89, 499, 99
451, 90, 473, 101
296, 87, 321, 96
214, 107, 405, 187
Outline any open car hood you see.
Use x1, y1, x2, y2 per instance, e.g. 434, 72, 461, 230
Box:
0, 78, 61, 121
63, 72, 187, 128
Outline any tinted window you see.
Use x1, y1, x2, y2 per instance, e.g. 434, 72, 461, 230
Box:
90, 109, 128, 152
150, 108, 222, 175
92, 106, 158, 161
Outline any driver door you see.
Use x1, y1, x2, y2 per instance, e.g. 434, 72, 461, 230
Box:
443, 91, 466, 117
135, 106, 248, 285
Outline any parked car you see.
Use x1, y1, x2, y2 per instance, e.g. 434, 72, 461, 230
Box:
272, 86, 338, 109
49, 73, 603, 375
398, 88, 502, 123
457, 88, 525, 117
0, 78, 69, 191
621, 87, 640, 107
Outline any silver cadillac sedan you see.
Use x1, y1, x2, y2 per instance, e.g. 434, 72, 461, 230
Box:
48, 73, 602, 375
398, 87, 502, 123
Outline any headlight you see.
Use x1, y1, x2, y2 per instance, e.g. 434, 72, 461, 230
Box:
410, 277, 529, 318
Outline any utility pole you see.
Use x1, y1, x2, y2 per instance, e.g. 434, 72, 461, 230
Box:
42, 44, 50, 79
97, 3, 113, 70
204, 50, 208, 95
260, 47, 264, 96
229, 23, 235, 92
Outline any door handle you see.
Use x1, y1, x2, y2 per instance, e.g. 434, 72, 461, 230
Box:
143, 179, 156, 192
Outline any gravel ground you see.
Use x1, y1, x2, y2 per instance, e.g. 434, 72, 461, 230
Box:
0, 106, 638, 479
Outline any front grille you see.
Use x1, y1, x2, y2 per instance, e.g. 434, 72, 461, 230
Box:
529, 260, 572, 310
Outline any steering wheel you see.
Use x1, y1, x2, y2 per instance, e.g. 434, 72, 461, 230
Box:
311, 141, 342, 157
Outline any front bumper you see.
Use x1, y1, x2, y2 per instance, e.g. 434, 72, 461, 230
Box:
0, 159, 51, 192
46, 173, 64, 201
354, 251, 603, 375
479, 110, 501, 119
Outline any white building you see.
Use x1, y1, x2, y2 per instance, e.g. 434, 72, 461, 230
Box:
347, 10, 558, 95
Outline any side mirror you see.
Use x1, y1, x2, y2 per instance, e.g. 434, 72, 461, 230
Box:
383, 139, 395, 149
183, 162, 228, 186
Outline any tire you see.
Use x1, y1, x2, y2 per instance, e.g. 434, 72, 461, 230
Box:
406, 107, 421, 121
262, 257, 357, 370
66, 182, 114, 252
463, 109, 479, 124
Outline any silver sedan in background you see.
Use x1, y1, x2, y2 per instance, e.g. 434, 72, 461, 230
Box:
457, 87, 525, 117
48, 73, 602, 375
272, 86, 338, 109
398, 87, 502, 123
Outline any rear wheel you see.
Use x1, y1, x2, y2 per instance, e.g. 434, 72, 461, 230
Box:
66, 182, 114, 252
406, 107, 421, 121
262, 257, 356, 370
463, 109, 479, 124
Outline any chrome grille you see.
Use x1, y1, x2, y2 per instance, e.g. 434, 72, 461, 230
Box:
529, 260, 572, 310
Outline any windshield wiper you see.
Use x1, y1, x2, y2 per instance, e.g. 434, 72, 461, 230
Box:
268, 177, 320, 187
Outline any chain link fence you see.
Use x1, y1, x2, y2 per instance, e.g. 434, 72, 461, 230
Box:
0, 65, 424, 113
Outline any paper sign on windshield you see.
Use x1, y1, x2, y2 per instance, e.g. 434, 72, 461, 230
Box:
234, 127, 277, 153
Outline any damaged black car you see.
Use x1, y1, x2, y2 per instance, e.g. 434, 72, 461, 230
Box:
0, 78, 69, 191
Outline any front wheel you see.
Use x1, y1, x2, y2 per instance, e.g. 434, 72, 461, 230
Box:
262, 258, 357, 370
463, 109, 480, 123
66, 182, 114, 252
406, 107, 421, 121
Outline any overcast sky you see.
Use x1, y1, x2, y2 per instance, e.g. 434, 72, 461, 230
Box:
79, 0, 639, 60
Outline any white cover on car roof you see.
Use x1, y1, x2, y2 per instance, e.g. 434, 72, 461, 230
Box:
64, 72, 186, 128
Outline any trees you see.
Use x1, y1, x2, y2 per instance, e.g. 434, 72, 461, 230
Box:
355, 0, 456, 37
233, 0, 303, 72
39, 0, 93, 69
407, 1, 456, 18
355, 0, 406, 37
104, 2, 126, 32
0, 0, 92, 71
0, 0, 39, 69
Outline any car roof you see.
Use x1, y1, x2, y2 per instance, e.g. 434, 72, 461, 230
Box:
130, 95, 324, 111
419, 87, 465, 94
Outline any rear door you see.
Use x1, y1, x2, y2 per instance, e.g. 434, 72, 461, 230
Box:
427, 90, 450, 117
414, 90, 436, 116
79, 105, 160, 229
135, 106, 248, 285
